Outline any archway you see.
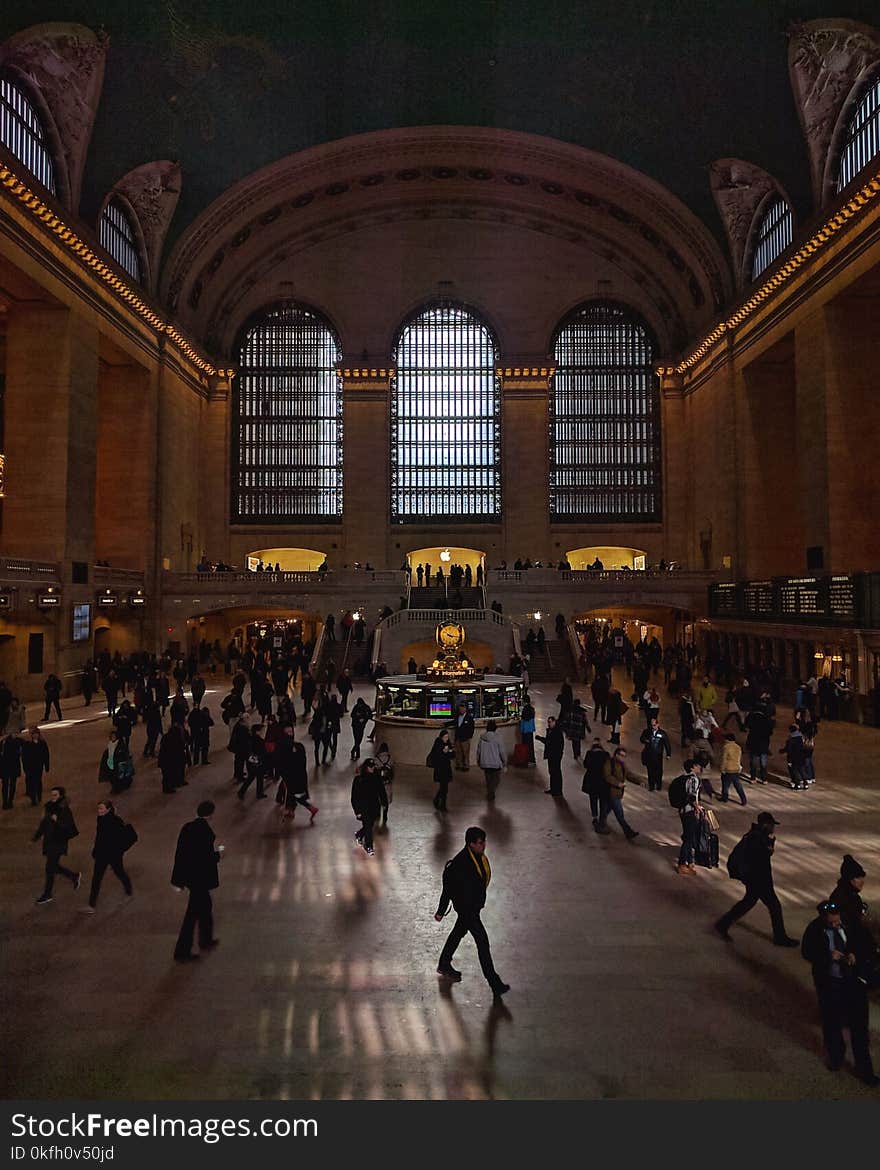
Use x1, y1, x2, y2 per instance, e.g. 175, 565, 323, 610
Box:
407, 546, 485, 575
245, 547, 326, 571
566, 546, 647, 570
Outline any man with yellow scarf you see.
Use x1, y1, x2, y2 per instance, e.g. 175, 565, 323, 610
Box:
434, 826, 510, 998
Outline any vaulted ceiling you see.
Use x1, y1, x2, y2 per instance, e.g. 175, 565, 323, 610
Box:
3, 0, 878, 252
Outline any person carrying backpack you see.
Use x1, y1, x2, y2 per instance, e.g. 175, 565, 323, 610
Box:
715, 812, 799, 946
669, 759, 703, 875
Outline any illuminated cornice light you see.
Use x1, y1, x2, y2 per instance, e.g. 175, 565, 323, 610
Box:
673, 167, 880, 376
338, 367, 395, 379
0, 162, 221, 378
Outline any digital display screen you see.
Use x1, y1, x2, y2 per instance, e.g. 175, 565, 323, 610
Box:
72, 603, 91, 642
429, 698, 452, 717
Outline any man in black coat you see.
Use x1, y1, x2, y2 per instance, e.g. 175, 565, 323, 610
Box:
581, 738, 610, 826
43, 673, 63, 722
451, 703, 475, 771
801, 900, 878, 1085
744, 704, 774, 784
350, 758, 387, 855
171, 800, 222, 962
715, 812, 798, 945
536, 715, 565, 795
187, 705, 214, 766
434, 826, 509, 998
639, 717, 672, 791
33, 786, 80, 904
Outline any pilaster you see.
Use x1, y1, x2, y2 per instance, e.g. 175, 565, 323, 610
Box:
498, 361, 554, 563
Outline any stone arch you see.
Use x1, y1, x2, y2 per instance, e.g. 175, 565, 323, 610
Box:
161, 127, 732, 358
0, 22, 107, 212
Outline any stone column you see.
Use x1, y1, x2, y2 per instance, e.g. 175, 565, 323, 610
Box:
3, 303, 98, 563
95, 360, 157, 570
340, 365, 392, 568
794, 313, 831, 568
3, 303, 99, 684
201, 370, 233, 563
498, 362, 553, 563
658, 370, 687, 565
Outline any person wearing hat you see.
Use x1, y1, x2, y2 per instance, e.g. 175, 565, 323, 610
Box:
714, 812, 799, 945
801, 899, 878, 1085
830, 855, 876, 950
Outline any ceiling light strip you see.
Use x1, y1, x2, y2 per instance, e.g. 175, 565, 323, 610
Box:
669, 168, 880, 376
0, 162, 227, 378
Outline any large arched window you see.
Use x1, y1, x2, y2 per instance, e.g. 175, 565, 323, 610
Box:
232, 304, 342, 523
750, 196, 794, 280
550, 301, 660, 523
391, 303, 500, 522
99, 198, 143, 283
837, 76, 880, 192
0, 74, 56, 194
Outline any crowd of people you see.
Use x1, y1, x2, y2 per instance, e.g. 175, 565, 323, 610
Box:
3, 611, 877, 1082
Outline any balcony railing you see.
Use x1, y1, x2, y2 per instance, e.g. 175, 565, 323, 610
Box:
708, 573, 880, 627
93, 565, 145, 586
0, 557, 61, 582
488, 568, 719, 587
163, 569, 407, 592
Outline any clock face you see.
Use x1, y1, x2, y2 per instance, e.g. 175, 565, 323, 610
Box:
437, 622, 464, 649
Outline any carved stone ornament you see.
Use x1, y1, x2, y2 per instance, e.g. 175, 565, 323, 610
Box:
788, 19, 880, 204
709, 159, 781, 287
111, 161, 181, 292
0, 23, 108, 212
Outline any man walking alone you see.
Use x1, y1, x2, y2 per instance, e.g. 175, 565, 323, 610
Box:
435, 827, 509, 999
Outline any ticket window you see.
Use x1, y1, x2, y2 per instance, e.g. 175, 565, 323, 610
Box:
402, 687, 428, 717
455, 688, 479, 718
482, 687, 505, 720
504, 686, 522, 720
427, 689, 453, 720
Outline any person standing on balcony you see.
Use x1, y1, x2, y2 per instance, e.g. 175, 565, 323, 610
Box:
416, 563, 424, 586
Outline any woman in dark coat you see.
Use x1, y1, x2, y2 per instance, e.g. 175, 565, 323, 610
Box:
85, 800, 133, 910
307, 701, 328, 768
429, 729, 455, 812
238, 725, 268, 800
21, 726, 50, 806
158, 723, 188, 794
323, 695, 342, 762
98, 730, 134, 793
227, 717, 252, 783
349, 697, 373, 760
275, 727, 319, 822
350, 758, 388, 855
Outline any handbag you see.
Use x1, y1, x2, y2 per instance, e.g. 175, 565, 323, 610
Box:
703, 808, 720, 833
119, 822, 138, 852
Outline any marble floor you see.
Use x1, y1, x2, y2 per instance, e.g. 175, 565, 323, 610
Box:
1, 671, 879, 1100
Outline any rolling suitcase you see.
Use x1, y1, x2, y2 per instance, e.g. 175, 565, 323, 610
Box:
512, 742, 530, 767
695, 815, 720, 868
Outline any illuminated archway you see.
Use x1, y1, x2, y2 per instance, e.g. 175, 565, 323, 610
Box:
245, 547, 326, 571
566, 545, 646, 570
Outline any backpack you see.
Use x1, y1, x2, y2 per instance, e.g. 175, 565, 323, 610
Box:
119, 822, 138, 852
667, 773, 689, 809
727, 835, 749, 882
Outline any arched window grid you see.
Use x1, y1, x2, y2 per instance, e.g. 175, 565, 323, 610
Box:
99, 198, 143, 283
0, 75, 56, 194
390, 303, 501, 523
837, 75, 880, 192
750, 196, 794, 281
232, 304, 343, 524
550, 301, 661, 523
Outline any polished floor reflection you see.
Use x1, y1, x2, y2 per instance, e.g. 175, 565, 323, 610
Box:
1, 676, 878, 1099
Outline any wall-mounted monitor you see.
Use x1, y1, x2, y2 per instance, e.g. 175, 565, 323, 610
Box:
72, 602, 91, 642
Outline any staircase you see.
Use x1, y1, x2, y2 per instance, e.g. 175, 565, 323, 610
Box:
407, 584, 484, 610
526, 638, 573, 683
